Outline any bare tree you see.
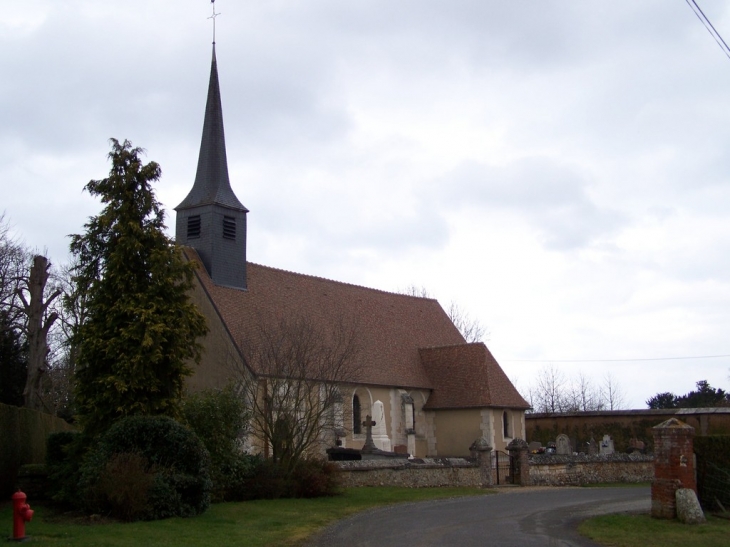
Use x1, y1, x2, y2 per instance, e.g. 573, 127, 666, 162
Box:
237, 315, 361, 473
531, 364, 568, 413
446, 301, 488, 343
0, 214, 28, 330
400, 284, 431, 298
600, 372, 626, 411
565, 373, 604, 412
400, 285, 488, 343
17, 255, 62, 411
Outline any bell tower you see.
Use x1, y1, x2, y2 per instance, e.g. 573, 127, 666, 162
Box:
175, 43, 248, 290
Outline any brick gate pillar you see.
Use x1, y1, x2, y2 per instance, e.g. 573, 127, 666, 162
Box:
651, 418, 695, 519
507, 438, 530, 486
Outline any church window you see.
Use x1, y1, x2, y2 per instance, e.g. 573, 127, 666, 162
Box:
187, 215, 201, 239
223, 216, 236, 240
402, 393, 415, 434
503, 411, 510, 439
353, 394, 361, 434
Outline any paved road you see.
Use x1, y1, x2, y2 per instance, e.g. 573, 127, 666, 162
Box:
306, 486, 650, 547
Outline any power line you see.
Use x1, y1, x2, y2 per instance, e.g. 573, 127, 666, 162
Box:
504, 354, 730, 363
685, 0, 730, 60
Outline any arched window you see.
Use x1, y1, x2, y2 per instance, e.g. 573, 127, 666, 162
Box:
353, 394, 362, 434
503, 411, 510, 439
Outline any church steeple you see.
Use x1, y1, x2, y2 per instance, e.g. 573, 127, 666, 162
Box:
176, 44, 248, 290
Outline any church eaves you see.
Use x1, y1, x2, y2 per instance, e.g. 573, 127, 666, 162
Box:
176, 45, 247, 212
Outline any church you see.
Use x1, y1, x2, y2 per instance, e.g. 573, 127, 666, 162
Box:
177, 44, 530, 458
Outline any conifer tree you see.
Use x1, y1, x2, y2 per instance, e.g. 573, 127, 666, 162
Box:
70, 139, 208, 436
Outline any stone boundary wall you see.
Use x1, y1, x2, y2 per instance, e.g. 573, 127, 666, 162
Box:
335, 458, 483, 488
334, 453, 655, 488
529, 453, 654, 486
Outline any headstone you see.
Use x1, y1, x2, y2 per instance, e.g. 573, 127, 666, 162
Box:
599, 434, 614, 455
360, 414, 378, 454
371, 400, 392, 452
587, 437, 598, 456
556, 434, 572, 455
528, 441, 542, 453
676, 488, 706, 524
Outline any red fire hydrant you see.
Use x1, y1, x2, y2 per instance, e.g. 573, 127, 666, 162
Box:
11, 490, 33, 541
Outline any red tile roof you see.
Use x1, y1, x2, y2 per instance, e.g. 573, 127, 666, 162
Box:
420, 344, 530, 410
186, 248, 528, 408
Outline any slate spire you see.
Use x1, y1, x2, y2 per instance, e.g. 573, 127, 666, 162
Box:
175, 44, 248, 290
176, 45, 247, 212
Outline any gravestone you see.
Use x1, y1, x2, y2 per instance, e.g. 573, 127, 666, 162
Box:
556, 434, 572, 455
587, 437, 598, 456
528, 441, 542, 453
371, 400, 392, 452
599, 434, 614, 455
360, 414, 378, 454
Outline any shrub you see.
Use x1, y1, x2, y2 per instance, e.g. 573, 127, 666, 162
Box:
238, 457, 341, 500
93, 453, 157, 521
79, 415, 211, 520
45, 430, 85, 505
182, 385, 250, 502
292, 458, 341, 498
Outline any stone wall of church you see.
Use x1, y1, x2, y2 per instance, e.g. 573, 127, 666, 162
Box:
431, 409, 483, 457
185, 276, 243, 392
344, 386, 431, 458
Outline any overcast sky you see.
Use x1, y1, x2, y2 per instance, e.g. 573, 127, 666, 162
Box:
2, 0, 730, 409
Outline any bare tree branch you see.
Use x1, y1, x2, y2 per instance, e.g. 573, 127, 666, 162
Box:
446, 301, 488, 343
235, 314, 361, 473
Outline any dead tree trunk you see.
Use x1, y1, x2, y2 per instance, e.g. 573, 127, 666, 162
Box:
19, 255, 61, 411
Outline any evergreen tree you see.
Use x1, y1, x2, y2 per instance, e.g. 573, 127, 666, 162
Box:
70, 139, 208, 436
0, 311, 27, 406
646, 380, 729, 409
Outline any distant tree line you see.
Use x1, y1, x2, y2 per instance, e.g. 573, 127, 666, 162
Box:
646, 380, 729, 409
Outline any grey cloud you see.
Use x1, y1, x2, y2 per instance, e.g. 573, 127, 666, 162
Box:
438, 157, 628, 250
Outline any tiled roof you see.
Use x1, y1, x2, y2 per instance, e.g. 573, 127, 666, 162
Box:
420, 343, 530, 410
187, 248, 528, 408
188, 249, 464, 389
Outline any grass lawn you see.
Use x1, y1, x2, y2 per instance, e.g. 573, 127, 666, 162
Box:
579, 513, 730, 547
1, 487, 492, 547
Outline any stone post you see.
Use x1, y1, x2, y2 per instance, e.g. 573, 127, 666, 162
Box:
651, 418, 695, 519
507, 438, 530, 486
470, 438, 493, 488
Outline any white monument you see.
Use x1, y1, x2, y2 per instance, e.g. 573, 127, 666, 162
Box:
371, 400, 392, 452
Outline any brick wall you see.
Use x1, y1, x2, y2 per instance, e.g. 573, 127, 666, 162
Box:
651, 418, 695, 519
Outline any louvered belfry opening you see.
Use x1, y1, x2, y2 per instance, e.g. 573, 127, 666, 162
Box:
223, 216, 236, 240
187, 215, 201, 239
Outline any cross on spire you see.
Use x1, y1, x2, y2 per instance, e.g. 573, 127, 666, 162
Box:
209, 0, 221, 44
